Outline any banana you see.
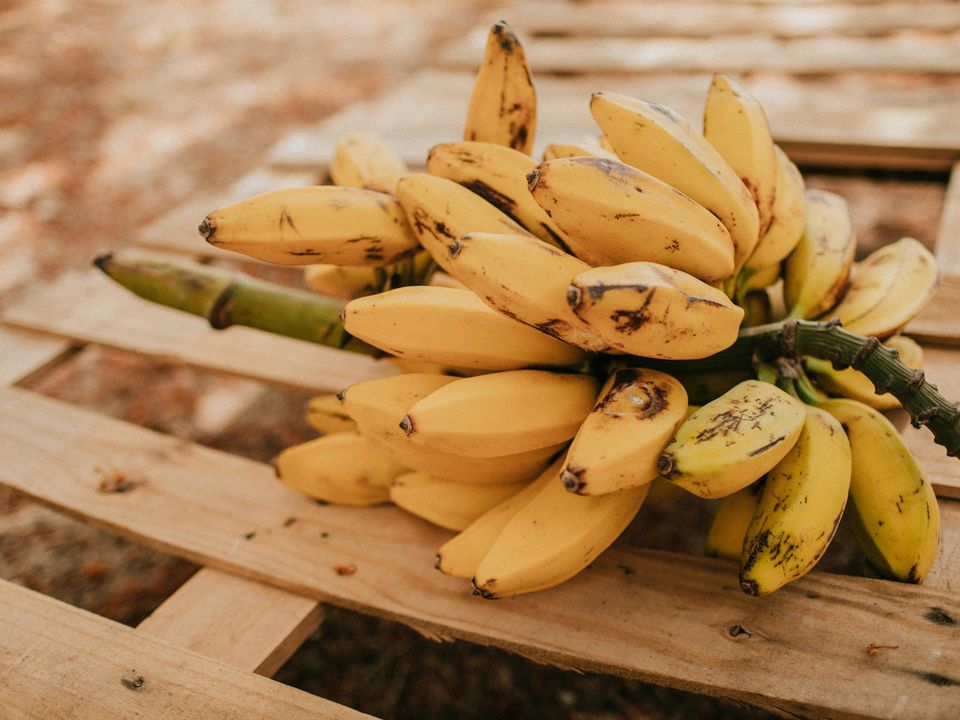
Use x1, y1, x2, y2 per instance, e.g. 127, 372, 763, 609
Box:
561, 368, 688, 495
739, 406, 851, 595
822, 399, 940, 583
303, 264, 378, 299
200, 186, 419, 266
740, 289, 773, 327
568, 262, 744, 359
427, 271, 467, 290
390, 472, 527, 531
464, 21, 536, 154
527, 157, 734, 281
821, 237, 938, 339
446, 231, 609, 351
591, 91, 759, 271
743, 146, 806, 272
395, 172, 528, 275
329, 131, 408, 194
659, 380, 806, 499
339, 372, 457, 442
402, 369, 599, 458
737, 261, 782, 295
305, 394, 357, 435
542, 142, 597, 160
273, 431, 405, 506
705, 482, 762, 560
342, 286, 585, 371
783, 189, 856, 319
426, 141, 575, 250
472, 472, 649, 598
703, 74, 777, 237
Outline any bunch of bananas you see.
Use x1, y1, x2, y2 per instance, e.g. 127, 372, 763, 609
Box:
204, 22, 945, 598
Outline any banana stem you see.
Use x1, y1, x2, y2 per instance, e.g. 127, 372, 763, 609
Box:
94, 251, 377, 355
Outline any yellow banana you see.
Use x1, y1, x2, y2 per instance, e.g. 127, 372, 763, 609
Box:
659, 380, 806, 499
743, 146, 806, 271
303, 264, 378, 299
339, 372, 457, 443
568, 262, 744, 359
342, 286, 585, 371
703, 74, 777, 237
427, 271, 467, 290
822, 237, 938, 339
542, 142, 598, 160
561, 368, 688, 495
390, 472, 527, 531
739, 406, 851, 595
464, 21, 536, 154
738, 261, 782, 295
783, 189, 856, 319
822, 399, 940, 583
402, 369, 599, 458
329, 131, 408, 194
200, 186, 419, 266
273, 431, 405, 506
705, 482, 762, 561
740, 289, 773, 327
305, 394, 357, 435
527, 157, 734, 281
590, 91, 759, 271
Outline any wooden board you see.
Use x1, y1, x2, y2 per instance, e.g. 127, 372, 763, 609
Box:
0, 578, 370, 720
0, 324, 73, 386
1, 386, 958, 720
934, 162, 960, 278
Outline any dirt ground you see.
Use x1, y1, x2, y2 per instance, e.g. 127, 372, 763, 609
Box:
0, 1, 951, 718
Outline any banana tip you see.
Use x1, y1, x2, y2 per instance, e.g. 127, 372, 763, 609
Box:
565, 284, 582, 311
399, 415, 414, 435
448, 238, 462, 258
335, 388, 347, 403
470, 578, 497, 600
739, 578, 760, 597
92, 252, 114, 273
656, 453, 675, 476
198, 216, 216, 241
525, 168, 540, 192
561, 468, 585, 493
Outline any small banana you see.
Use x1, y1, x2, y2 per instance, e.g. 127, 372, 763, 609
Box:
200, 186, 419, 266
390, 472, 527, 531
743, 146, 806, 272
402, 369, 599, 458
737, 262, 782, 296
561, 368, 688, 495
740, 289, 773, 327
822, 237, 938, 339
739, 406, 851, 595
527, 157, 735, 281
303, 264, 379, 299
339, 372, 458, 443
591, 91, 759, 271
273, 431, 405, 506
659, 380, 806, 499
342, 286, 585, 371
329, 131, 408, 194
822, 399, 940, 583
305, 394, 357, 435
705, 482, 763, 560
541, 142, 598, 160
464, 21, 536, 154
783, 189, 856, 319
427, 271, 468, 290
568, 262, 744, 359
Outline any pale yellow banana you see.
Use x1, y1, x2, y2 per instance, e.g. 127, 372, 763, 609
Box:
303, 264, 378, 299
738, 261, 782, 295
705, 482, 762, 561
427, 271, 467, 290
822, 399, 940, 583
305, 394, 357, 435
744, 146, 806, 271
339, 372, 457, 443
568, 262, 744, 359
200, 186, 419, 266
542, 142, 597, 160
528, 157, 734, 281
464, 21, 536, 154
660, 380, 806, 499
591, 91, 759, 271
561, 368, 688, 495
342, 286, 585, 371
390, 472, 527, 531
329, 131, 408, 194
739, 406, 851, 595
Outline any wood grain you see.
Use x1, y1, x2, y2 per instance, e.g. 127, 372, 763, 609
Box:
0, 324, 74, 386
906, 275, 960, 345
1, 386, 958, 720
933, 162, 960, 278
0, 578, 369, 720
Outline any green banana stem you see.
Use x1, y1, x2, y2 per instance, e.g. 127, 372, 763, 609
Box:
94, 251, 376, 355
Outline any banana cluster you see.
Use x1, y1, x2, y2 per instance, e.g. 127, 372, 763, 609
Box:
203, 21, 944, 599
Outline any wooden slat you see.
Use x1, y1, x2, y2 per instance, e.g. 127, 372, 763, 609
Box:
137, 568, 322, 677
1, 387, 958, 720
0, 270, 395, 393
906, 275, 960, 345
0, 578, 370, 720
933, 162, 960, 278
0, 324, 73, 386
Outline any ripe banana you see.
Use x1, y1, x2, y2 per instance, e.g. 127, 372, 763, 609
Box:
402, 369, 599, 457
446, 231, 609, 351
200, 186, 419, 266
743, 146, 806, 272
567, 262, 744, 359
464, 21, 536, 154
783, 189, 856, 319
822, 399, 940, 583
390, 472, 527, 531
339, 372, 457, 443
739, 406, 851, 596
703, 74, 777, 237
542, 142, 597, 160
590, 91, 759, 271
303, 264, 378, 299
740, 289, 773, 327
659, 380, 806, 499
527, 157, 734, 281
705, 482, 762, 560
305, 394, 358, 435
427, 271, 467, 290
329, 131, 408, 194
822, 237, 938, 339
273, 431, 405, 506
561, 368, 688, 495
342, 286, 585, 371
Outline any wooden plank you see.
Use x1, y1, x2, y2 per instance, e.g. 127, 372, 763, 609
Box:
933, 162, 960, 278
0, 270, 395, 393
1, 387, 958, 720
0, 324, 74, 386
905, 275, 960, 345
0, 578, 370, 720
928, 499, 960, 592
137, 568, 323, 677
